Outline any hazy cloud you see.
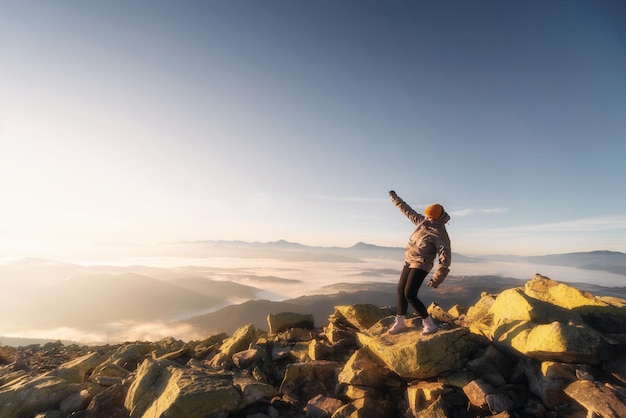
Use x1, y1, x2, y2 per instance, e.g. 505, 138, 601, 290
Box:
309, 195, 388, 204
3, 322, 204, 345
482, 207, 510, 214
454, 214, 626, 255
451, 207, 510, 217
499, 215, 626, 233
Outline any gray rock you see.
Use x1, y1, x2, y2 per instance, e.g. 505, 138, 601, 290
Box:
267, 312, 314, 334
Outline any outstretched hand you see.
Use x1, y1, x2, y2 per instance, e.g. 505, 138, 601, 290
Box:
389, 190, 397, 198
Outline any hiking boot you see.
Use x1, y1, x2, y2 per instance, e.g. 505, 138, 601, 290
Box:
388, 316, 407, 335
421, 316, 438, 335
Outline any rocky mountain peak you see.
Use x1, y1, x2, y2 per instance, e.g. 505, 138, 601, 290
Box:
1, 274, 625, 417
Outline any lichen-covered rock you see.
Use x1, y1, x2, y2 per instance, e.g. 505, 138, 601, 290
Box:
407, 381, 445, 414
490, 287, 583, 329
232, 374, 275, 405
82, 377, 133, 418
357, 327, 483, 380
525, 274, 626, 333
323, 321, 357, 347
308, 339, 337, 361
92, 343, 155, 377
463, 379, 493, 410
232, 348, 267, 369
333, 304, 386, 331
267, 312, 314, 334
60, 388, 94, 413
306, 394, 344, 418
0, 375, 81, 418
494, 320, 610, 363
49, 352, 105, 384
193, 333, 227, 359
564, 379, 626, 417
279, 361, 339, 398
427, 302, 457, 324
465, 345, 516, 386
219, 323, 258, 357
464, 292, 498, 337
525, 361, 578, 409
2, 274, 625, 418
343, 384, 384, 400
90, 363, 130, 386
125, 358, 242, 418
412, 396, 448, 418
331, 397, 395, 418
337, 348, 387, 389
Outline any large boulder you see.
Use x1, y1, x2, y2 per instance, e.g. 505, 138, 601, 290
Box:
331, 397, 395, 418
306, 394, 344, 418
232, 375, 275, 405
357, 327, 483, 380
468, 279, 614, 364
81, 377, 133, 418
279, 361, 339, 399
493, 320, 610, 364
524, 274, 626, 333
125, 358, 242, 418
407, 381, 445, 416
48, 351, 106, 384
337, 348, 387, 389
564, 379, 626, 417
332, 304, 387, 331
0, 375, 81, 418
465, 345, 517, 386
323, 321, 358, 347
92, 342, 155, 377
463, 292, 498, 337
525, 361, 579, 409
490, 287, 583, 329
267, 312, 314, 334
219, 323, 258, 357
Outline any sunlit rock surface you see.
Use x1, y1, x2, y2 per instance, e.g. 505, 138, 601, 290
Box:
0, 275, 625, 418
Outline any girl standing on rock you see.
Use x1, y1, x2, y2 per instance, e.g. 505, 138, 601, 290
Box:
387, 190, 451, 335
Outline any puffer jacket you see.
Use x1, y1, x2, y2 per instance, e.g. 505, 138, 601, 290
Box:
390, 192, 451, 286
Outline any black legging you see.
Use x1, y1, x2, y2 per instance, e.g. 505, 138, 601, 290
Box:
396, 264, 429, 318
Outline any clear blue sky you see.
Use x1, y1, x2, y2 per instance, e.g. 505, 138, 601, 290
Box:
1, 1, 625, 256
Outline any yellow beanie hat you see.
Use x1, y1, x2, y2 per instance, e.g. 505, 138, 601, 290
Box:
424, 204, 444, 220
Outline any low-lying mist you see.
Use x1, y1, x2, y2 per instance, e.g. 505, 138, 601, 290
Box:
1, 242, 624, 345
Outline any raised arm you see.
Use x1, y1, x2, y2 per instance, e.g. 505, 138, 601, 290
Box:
389, 190, 424, 225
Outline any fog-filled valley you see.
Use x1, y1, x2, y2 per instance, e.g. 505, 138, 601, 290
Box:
2, 241, 625, 346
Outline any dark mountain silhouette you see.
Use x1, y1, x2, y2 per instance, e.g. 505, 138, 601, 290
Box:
166, 276, 265, 299
170, 240, 626, 275
181, 272, 626, 336
524, 250, 626, 276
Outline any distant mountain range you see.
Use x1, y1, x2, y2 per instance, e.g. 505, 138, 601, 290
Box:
180, 274, 626, 336
174, 240, 626, 274
1, 244, 625, 345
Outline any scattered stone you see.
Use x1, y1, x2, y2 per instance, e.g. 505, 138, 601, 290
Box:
306, 394, 343, 418
564, 379, 626, 417
1, 275, 624, 418
220, 323, 258, 357
407, 381, 445, 414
